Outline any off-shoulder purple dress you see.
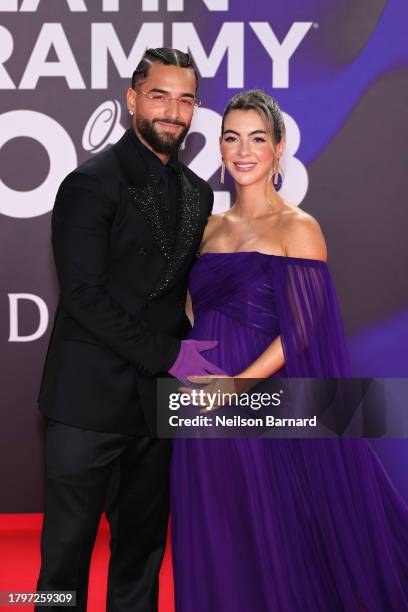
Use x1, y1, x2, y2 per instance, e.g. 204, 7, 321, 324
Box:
170, 252, 408, 612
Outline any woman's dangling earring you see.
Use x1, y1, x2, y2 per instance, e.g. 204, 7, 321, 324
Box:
220, 160, 225, 184
272, 159, 283, 191
129, 109, 134, 116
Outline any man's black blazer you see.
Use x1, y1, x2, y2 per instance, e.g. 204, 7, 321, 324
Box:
38, 129, 213, 436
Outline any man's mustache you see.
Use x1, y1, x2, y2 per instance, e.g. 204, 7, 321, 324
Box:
153, 118, 187, 128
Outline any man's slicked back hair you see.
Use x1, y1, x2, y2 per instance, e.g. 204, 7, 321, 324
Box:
131, 48, 199, 91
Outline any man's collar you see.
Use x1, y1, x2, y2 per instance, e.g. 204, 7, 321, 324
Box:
166, 152, 180, 172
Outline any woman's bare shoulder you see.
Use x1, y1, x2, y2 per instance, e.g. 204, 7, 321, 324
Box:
279, 203, 328, 261
201, 211, 227, 247
208, 211, 229, 224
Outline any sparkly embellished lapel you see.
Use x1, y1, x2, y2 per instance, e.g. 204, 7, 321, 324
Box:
148, 169, 201, 299
115, 130, 174, 261
114, 131, 202, 299
128, 175, 174, 261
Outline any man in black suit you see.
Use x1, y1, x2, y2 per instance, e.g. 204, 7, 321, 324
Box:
36, 48, 219, 611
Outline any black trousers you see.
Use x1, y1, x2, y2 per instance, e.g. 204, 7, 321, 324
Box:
36, 419, 172, 612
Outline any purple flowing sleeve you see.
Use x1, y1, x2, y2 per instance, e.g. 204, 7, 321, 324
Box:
271, 257, 351, 378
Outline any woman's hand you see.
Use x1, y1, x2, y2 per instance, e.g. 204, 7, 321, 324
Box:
179, 375, 252, 413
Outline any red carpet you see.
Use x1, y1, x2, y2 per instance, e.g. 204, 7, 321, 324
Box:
0, 514, 174, 611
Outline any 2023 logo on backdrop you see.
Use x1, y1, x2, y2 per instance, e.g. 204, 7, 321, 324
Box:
0, 102, 307, 218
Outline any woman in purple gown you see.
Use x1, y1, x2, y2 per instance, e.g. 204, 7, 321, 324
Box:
170, 90, 408, 611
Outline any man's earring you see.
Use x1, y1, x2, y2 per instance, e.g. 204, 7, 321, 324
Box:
220, 160, 225, 184
129, 109, 134, 116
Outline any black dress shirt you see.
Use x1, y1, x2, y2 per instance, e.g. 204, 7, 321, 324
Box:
128, 129, 180, 249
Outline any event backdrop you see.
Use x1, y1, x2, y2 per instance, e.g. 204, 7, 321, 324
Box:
1, 0, 407, 511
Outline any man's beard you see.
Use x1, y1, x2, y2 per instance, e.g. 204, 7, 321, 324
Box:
136, 116, 190, 156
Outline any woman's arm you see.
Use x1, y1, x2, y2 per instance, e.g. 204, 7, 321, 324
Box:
185, 290, 194, 326
237, 214, 327, 379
